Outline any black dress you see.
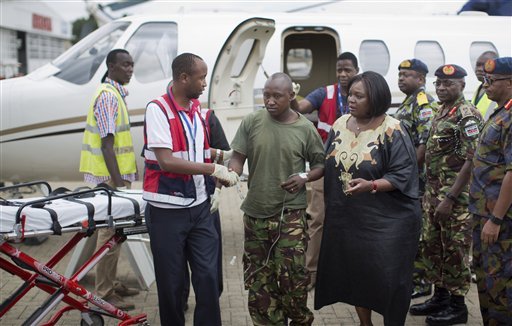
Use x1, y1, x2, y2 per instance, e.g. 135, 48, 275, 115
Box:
314, 115, 421, 325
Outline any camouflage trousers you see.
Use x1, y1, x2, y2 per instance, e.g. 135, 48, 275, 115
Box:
243, 210, 314, 326
422, 192, 472, 296
472, 214, 512, 325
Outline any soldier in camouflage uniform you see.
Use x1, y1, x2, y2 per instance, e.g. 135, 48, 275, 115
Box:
469, 57, 512, 325
229, 73, 325, 325
395, 58, 437, 299
410, 64, 483, 326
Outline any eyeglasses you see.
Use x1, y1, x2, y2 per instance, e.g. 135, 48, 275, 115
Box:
433, 80, 458, 88
483, 76, 511, 85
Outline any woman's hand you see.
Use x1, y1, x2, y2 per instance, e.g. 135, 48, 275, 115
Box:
345, 178, 372, 196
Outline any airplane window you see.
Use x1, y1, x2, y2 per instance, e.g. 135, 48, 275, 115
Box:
231, 39, 256, 78
414, 41, 445, 77
469, 42, 498, 71
359, 40, 390, 75
286, 48, 313, 78
53, 22, 130, 85
125, 23, 177, 83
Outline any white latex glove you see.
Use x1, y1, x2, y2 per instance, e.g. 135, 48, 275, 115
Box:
222, 149, 233, 161
210, 188, 221, 213
292, 82, 301, 96
211, 164, 239, 187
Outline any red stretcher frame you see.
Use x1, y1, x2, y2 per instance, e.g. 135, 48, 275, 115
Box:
0, 182, 148, 326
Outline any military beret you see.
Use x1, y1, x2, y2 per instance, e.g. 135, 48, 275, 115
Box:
398, 59, 429, 74
484, 57, 512, 75
434, 64, 467, 79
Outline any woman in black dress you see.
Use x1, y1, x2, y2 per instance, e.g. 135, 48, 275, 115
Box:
315, 71, 421, 325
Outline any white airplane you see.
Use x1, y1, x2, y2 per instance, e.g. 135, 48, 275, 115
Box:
0, 9, 510, 182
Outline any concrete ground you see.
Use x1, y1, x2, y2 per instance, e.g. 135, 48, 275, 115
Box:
0, 182, 483, 325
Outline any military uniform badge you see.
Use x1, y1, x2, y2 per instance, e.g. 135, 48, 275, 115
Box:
442, 65, 455, 76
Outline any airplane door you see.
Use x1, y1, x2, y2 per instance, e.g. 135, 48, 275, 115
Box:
209, 17, 275, 143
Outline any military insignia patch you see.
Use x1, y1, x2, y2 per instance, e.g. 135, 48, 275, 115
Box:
416, 91, 428, 106
484, 59, 496, 73
400, 60, 412, 68
464, 122, 479, 137
419, 108, 433, 120
443, 65, 455, 75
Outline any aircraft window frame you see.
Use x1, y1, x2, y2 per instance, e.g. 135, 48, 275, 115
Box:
414, 41, 445, 77
125, 22, 178, 83
469, 42, 498, 71
359, 40, 390, 75
230, 38, 257, 78
52, 22, 130, 85
285, 48, 313, 79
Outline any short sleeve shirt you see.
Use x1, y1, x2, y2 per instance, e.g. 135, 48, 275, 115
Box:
425, 96, 482, 201
394, 87, 436, 147
469, 102, 512, 218
230, 109, 325, 218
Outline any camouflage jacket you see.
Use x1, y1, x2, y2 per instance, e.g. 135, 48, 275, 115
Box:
469, 99, 512, 218
425, 96, 483, 203
395, 87, 437, 147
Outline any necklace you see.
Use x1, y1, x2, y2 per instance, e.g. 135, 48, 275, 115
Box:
354, 117, 374, 130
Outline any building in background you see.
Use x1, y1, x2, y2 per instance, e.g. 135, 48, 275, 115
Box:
0, 0, 72, 79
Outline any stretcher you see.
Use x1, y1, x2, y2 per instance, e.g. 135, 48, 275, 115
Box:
0, 181, 149, 326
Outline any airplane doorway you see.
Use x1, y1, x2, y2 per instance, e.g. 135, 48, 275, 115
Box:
283, 27, 340, 99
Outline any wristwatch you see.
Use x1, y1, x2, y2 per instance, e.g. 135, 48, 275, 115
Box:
298, 172, 308, 181
488, 214, 504, 226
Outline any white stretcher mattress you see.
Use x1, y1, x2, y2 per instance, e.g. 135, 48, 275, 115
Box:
0, 190, 146, 233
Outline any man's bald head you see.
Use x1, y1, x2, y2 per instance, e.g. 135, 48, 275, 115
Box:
265, 72, 293, 93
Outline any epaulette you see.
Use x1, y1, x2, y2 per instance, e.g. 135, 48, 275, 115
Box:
505, 99, 512, 110
416, 91, 429, 106
459, 104, 476, 119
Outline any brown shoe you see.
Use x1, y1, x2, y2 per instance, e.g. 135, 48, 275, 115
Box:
102, 293, 135, 311
114, 281, 140, 297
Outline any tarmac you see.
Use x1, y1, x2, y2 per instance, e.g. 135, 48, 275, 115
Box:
0, 182, 484, 325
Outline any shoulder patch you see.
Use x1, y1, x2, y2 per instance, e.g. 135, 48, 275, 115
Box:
419, 107, 433, 121
460, 117, 480, 138
416, 91, 429, 106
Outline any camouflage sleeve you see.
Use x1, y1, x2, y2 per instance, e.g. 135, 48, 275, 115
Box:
504, 116, 512, 172
457, 108, 482, 161
415, 102, 434, 145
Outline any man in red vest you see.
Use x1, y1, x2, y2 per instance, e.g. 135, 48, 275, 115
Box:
290, 52, 359, 289
143, 53, 238, 326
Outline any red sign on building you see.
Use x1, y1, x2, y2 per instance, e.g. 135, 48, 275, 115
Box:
32, 13, 52, 32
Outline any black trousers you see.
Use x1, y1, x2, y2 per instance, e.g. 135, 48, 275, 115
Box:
146, 202, 221, 326
183, 209, 223, 303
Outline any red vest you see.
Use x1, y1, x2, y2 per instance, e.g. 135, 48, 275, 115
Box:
143, 93, 214, 206
317, 84, 339, 142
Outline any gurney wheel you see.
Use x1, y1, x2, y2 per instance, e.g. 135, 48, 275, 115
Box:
80, 313, 104, 326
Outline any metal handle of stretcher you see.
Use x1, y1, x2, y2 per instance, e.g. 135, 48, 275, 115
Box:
0, 180, 52, 195
14, 187, 112, 224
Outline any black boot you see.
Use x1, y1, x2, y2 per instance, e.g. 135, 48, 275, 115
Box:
426, 295, 468, 326
409, 287, 450, 316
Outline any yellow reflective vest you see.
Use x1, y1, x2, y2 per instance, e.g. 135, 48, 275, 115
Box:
472, 85, 497, 120
79, 83, 136, 177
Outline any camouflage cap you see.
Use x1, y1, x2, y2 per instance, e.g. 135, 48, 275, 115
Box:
398, 59, 429, 74
434, 64, 467, 79
484, 57, 512, 75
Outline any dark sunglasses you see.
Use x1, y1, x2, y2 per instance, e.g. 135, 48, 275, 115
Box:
483, 76, 511, 85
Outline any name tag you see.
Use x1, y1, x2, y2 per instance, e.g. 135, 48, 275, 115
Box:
419, 108, 433, 120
